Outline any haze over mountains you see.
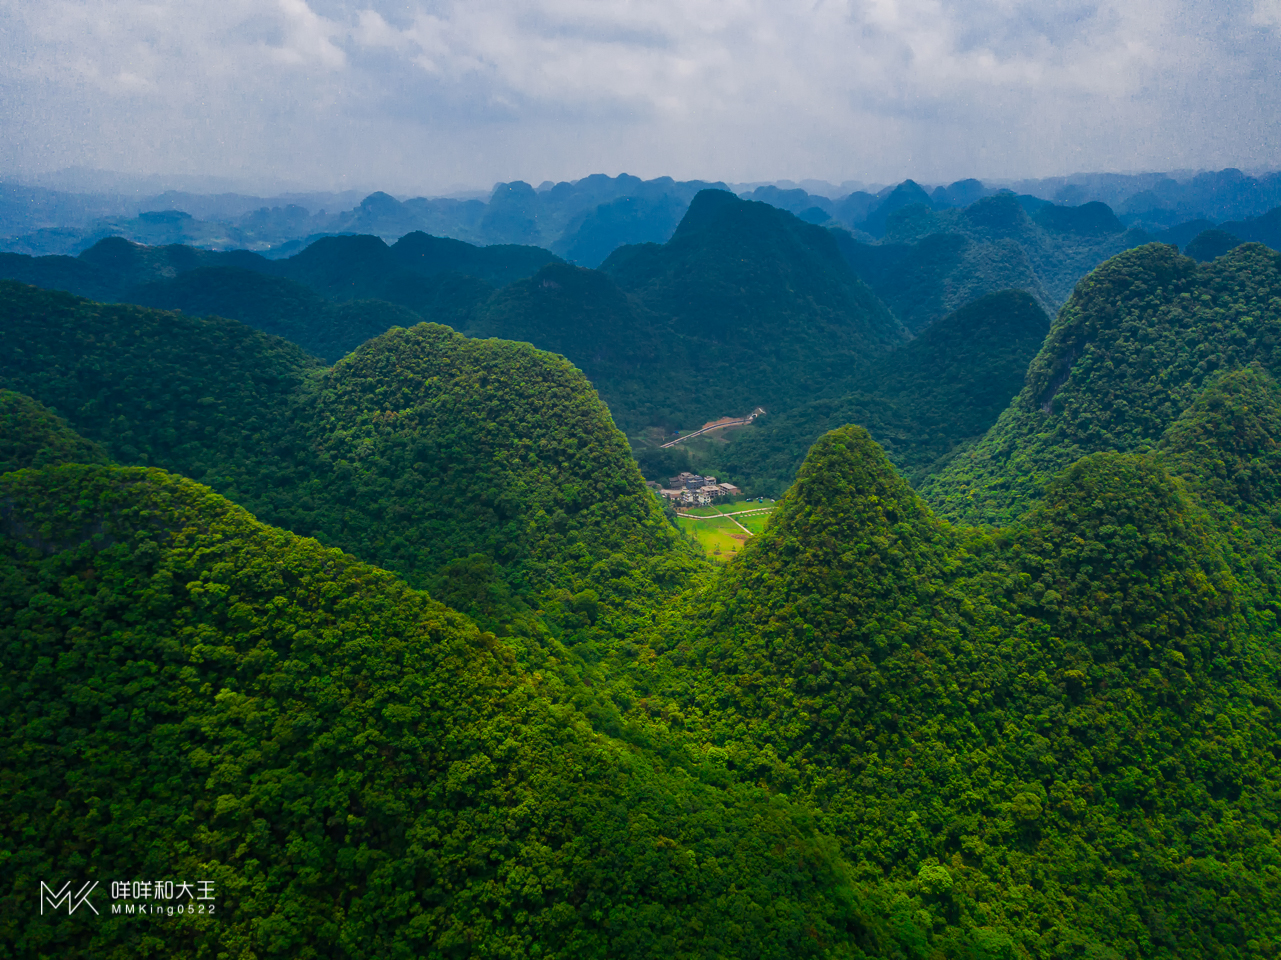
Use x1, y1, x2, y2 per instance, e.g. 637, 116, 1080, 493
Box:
5, 167, 1281, 263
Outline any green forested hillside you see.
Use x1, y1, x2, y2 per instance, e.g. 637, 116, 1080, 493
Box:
2, 197, 906, 436
0, 231, 551, 361
1159, 364, 1281, 631
251, 322, 700, 643
0, 280, 698, 645
462, 262, 673, 427
8, 225, 1281, 960
1, 463, 919, 960
633, 425, 1281, 957
123, 265, 440, 362
696, 290, 1050, 495
390, 230, 563, 285
0, 251, 117, 300
0, 281, 321, 484
452, 189, 905, 434
0, 389, 108, 473
924, 242, 1281, 524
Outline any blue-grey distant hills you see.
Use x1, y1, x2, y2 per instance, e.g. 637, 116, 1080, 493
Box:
3, 168, 1280, 265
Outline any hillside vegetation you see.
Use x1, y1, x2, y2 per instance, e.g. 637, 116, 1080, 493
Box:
839, 194, 1151, 333
7, 219, 1281, 960
594, 189, 905, 428
924, 242, 1281, 524
0, 281, 699, 646
3, 462, 922, 959
459, 190, 906, 433
1, 196, 908, 436
0, 231, 554, 362
631, 426, 1281, 957
0, 389, 108, 473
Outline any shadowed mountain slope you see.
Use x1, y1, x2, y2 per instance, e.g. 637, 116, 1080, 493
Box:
0, 389, 108, 473
693, 290, 1050, 495
584, 189, 905, 429
122, 266, 430, 362
838, 194, 1150, 333
0, 281, 700, 642
923, 242, 1281, 525
1159, 364, 1281, 632
552, 194, 689, 267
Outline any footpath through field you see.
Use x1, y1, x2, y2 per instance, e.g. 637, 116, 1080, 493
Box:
677, 504, 772, 535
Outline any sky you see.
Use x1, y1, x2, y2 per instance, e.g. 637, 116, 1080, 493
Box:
1, 0, 1279, 195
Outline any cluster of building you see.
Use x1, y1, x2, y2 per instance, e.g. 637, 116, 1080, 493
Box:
658, 472, 741, 507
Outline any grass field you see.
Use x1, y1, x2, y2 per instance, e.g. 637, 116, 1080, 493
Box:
675, 499, 777, 561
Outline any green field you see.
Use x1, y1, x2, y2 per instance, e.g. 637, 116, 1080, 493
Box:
675, 499, 777, 561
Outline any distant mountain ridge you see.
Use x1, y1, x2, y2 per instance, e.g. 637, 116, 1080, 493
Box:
9, 204, 1281, 958
0, 190, 908, 435
465, 189, 906, 433
5, 167, 1281, 264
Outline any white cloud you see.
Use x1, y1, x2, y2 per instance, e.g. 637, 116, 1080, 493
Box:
0, 0, 1276, 191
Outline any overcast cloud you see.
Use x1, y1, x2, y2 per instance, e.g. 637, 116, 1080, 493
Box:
1, 0, 1278, 193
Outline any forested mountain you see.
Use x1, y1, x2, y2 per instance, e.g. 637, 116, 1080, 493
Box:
638, 426, 1280, 956
697, 290, 1050, 494
551, 193, 689, 268
124, 266, 429, 362
0, 172, 730, 257
590, 189, 906, 429
4, 462, 922, 959
0, 229, 557, 304
443, 190, 907, 434
0, 389, 108, 473
0, 193, 907, 440
0, 231, 553, 360
924, 242, 1281, 524
0, 281, 698, 647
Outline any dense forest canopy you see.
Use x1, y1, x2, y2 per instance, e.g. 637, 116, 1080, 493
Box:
4, 463, 911, 959
646, 426, 1281, 956
924, 242, 1281, 524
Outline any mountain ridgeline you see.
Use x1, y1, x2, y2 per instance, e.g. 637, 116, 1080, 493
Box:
643, 426, 1279, 956
0, 190, 904, 430
470, 189, 906, 431
3, 463, 892, 959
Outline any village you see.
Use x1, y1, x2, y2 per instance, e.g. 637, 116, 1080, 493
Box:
656, 471, 741, 507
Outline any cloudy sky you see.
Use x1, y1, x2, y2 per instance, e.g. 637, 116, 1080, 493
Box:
1, 0, 1278, 193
